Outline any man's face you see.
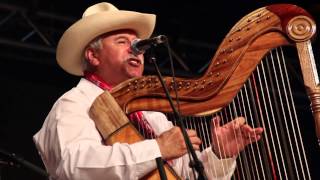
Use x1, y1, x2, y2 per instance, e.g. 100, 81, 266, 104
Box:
93, 30, 144, 86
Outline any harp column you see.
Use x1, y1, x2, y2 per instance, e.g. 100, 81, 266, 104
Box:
287, 15, 320, 146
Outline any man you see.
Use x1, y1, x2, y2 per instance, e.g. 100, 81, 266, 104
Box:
33, 2, 263, 180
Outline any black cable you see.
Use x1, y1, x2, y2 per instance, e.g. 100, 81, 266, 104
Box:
0, 147, 49, 178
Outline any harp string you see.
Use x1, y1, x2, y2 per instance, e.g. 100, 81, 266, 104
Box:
269, 48, 296, 179
237, 88, 261, 180
230, 100, 250, 180
259, 58, 284, 179
236, 75, 272, 178
163, 47, 312, 179
279, 47, 311, 179
270, 47, 309, 179
234, 93, 257, 180
251, 69, 277, 179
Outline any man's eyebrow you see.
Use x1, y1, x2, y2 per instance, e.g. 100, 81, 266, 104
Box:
114, 35, 129, 40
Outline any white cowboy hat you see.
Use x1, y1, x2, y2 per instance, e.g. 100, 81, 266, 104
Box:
56, 2, 156, 76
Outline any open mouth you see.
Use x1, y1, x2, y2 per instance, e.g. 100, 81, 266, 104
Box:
128, 58, 143, 67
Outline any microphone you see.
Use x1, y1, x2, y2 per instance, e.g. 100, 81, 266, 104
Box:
131, 35, 167, 55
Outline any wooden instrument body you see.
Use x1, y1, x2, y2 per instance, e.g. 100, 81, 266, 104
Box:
111, 4, 316, 117
90, 4, 318, 179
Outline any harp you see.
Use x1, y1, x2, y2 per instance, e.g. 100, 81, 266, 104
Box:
90, 4, 320, 179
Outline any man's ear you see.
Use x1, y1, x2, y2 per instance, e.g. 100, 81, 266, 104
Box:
84, 48, 100, 66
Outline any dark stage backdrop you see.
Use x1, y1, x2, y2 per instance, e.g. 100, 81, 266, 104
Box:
0, 0, 320, 179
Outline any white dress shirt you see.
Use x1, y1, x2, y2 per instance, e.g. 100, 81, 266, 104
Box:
33, 78, 236, 180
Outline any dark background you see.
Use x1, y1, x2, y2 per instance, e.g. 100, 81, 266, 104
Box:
0, 0, 319, 179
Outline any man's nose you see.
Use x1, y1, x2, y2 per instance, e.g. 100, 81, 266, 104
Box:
128, 43, 142, 56
127, 44, 134, 53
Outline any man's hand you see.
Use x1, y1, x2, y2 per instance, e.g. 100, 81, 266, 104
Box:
211, 116, 264, 159
156, 127, 202, 160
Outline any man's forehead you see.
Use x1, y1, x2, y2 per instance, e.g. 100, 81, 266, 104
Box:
100, 29, 138, 39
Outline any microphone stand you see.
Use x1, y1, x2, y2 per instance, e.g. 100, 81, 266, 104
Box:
155, 157, 167, 180
147, 50, 168, 180
148, 50, 208, 180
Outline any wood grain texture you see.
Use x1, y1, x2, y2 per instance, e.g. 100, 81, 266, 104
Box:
111, 5, 311, 116
90, 91, 180, 179
89, 4, 318, 179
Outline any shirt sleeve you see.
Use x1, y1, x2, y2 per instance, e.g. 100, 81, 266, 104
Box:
170, 149, 236, 180
201, 148, 237, 179
34, 91, 162, 180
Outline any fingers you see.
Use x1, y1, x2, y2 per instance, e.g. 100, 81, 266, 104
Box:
241, 125, 264, 136
244, 134, 262, 144
211, 116, 221, 128
187, 129, 202, 150
186, 129, 197, 137
232, 117, 246, 129
240, 124, 264, 145
221, 116, 246, 129
241, 124, 263, 132
156, 127, 202, 160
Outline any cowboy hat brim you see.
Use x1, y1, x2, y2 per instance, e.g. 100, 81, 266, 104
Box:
56, 10, 156, 76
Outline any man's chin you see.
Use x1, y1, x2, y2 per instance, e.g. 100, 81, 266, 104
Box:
123, 73, 141, 80
128, 70, 143, 78
129, 73, 142, 78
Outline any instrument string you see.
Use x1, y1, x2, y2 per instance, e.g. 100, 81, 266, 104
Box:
237, 90, 261, 180
277, 47, 311, 179
163, 47, 312, 179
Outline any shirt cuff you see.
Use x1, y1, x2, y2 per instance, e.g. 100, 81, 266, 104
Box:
202, 148, 237, 178
130, 139, 162, 162
130, 139, 162, 178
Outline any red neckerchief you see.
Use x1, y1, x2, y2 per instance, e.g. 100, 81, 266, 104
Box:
84, 71, 155, 139
84, 71, 112, 91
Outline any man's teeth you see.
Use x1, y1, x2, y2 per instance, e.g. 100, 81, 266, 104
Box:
129, 59, 140, 65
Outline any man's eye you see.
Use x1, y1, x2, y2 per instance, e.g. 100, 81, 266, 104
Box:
116, 40, 129, 44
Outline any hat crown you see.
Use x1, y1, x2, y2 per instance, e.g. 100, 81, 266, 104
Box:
83, 2, 119, 17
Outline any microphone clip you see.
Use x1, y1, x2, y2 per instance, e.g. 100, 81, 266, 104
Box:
131, 35, 167, 55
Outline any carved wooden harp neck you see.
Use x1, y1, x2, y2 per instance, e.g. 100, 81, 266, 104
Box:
110, 4, 316, 117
